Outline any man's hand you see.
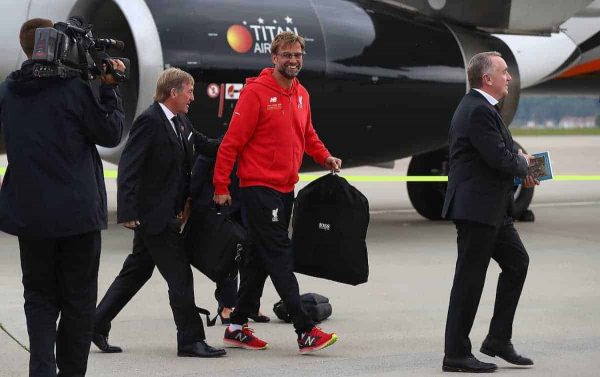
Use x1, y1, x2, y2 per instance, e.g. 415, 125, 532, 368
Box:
122, 220, 140, 229
100, 58, 125, 86
324, 156, 342, 173
180, 198, 192, 224
517, 149, 533, 166
522, 175, 540, 188
213, 194, 232, 206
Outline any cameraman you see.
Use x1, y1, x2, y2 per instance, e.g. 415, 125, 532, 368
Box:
0, 18, 124, 377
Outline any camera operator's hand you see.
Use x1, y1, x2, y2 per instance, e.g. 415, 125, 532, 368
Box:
100, 58, 125, 86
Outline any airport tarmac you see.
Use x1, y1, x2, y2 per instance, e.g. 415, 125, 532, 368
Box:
1, 136, 599, 376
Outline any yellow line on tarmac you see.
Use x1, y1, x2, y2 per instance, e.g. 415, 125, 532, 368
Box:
298, 175, 448, 182
298, 174, 600, 182
1, 168, 599, 182
553, 175, 600, 181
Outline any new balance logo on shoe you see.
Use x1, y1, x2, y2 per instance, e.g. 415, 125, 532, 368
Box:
303, 335, 316, 346
298, 327, 338, 354
223, 326, 268, 350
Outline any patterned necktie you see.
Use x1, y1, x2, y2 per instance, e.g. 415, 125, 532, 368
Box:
172, 116, 185, 147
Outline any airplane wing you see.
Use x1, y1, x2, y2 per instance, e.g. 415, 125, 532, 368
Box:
372, 0, 595, 35
369, 0, 600, 91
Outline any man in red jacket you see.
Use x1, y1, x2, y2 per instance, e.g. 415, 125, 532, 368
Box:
213, 31, 341, 354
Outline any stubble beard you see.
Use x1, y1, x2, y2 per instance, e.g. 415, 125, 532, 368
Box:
278, 64, 302, 79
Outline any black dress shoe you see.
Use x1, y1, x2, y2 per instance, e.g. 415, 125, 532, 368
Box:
443, 355, 497, 373
177, 341, 226, 358
480, 336, 534, 366
92, 333, 122, 353
248, 313, 270, 323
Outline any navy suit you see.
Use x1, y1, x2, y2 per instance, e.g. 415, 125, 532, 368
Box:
96, 102, 219, 346
443, 90, 530, 357
117, 102, 196, 234
0, 60, 124, 377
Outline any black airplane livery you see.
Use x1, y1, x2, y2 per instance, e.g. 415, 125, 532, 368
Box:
4, 0, 600, 219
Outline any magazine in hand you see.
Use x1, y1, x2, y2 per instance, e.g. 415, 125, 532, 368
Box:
514, 151, 553, 185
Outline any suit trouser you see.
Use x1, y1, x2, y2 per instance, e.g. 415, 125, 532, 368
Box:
231, 186, 314, 334
19, 231, 101, 377
215, 254, 269, 311
444, 220, 529, 357
215, 275, 237, 309
95, 226, 205, 345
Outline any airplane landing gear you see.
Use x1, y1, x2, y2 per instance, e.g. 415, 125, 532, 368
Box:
407, 148, 448, 220
406, 144, 535, 221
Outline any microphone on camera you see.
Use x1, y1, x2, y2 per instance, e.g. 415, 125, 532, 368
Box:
95, 38, 125, 51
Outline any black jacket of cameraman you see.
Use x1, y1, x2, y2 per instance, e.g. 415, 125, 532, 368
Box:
0, 60, 124, 238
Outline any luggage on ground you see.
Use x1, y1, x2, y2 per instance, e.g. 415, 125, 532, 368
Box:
273, 293, 333, 323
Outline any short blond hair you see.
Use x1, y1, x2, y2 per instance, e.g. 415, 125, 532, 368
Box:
154, 68, 194, 102
271, 31, 305, 56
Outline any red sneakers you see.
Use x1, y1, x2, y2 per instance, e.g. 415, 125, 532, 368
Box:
298, 327, 339, 354
223, 326, 269, 350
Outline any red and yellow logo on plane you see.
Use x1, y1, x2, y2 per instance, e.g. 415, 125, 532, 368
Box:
227, 25, 253, 53
227, 17, 301, 54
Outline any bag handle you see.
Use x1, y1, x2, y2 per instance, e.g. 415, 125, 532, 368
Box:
196, 306, 215, 327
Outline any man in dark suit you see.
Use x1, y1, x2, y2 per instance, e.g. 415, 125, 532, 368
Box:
441, 51, 539, 372
92, 68, 225, 358
0, 19, 124, 376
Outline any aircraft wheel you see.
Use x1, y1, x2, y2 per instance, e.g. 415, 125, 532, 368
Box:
407, 148, 448, 220
407, 142, 535, 221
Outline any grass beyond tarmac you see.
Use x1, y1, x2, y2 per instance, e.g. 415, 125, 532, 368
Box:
511, 128, 600, 136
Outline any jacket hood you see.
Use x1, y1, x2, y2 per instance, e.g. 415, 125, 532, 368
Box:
5, 60, 64, 96
245, 68, 298, 95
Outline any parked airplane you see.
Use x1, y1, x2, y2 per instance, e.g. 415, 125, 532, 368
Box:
1, 0, 599, 220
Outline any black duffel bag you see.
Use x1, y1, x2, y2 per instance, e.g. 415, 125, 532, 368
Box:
273, 293, 332, 323
292, 173, 369, 285
184, 207, 246, 282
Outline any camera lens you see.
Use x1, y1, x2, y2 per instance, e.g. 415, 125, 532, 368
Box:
67, 16, 86, 28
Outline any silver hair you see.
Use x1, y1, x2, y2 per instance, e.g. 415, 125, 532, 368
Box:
467, 51, 502, 89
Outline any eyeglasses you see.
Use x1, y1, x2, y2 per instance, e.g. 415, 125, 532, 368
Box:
277, 52, 305, 59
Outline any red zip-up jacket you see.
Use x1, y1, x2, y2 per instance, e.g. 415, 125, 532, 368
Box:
213, 68, 331, 195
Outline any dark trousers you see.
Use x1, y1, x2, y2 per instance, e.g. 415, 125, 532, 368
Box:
215, 276, 238, 309
444, 220, 529, 357
95, 226, 205, 345
19, 231, 101, 377
231, 186, 314, 334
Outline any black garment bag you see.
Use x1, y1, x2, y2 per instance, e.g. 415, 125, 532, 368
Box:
184, 207, 246, 283
292, 173, 369, 285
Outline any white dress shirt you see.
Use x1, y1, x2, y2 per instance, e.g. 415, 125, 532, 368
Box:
473, 88, 498, 106
158, 102, 179, 137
